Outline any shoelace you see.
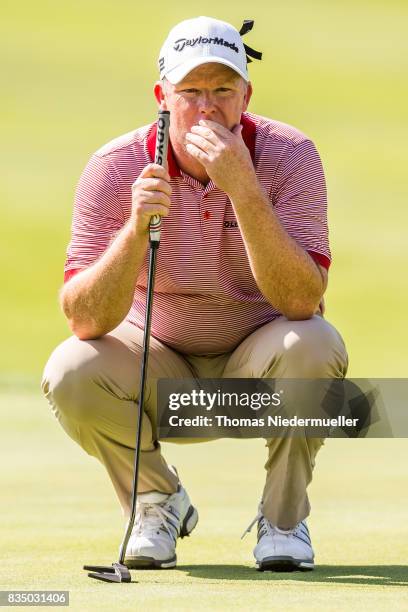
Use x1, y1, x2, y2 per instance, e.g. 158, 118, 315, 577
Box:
241, 506, 304, 540
241, 508, 263, 539
133, 501, 179, 540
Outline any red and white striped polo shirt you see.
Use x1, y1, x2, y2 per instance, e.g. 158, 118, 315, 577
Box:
65, 112, 330, 355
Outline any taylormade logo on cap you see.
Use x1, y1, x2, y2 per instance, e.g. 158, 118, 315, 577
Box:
173, 36, 239, 54
158, 16, 249, 84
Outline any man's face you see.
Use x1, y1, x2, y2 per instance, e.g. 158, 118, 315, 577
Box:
154, 63, 252, 154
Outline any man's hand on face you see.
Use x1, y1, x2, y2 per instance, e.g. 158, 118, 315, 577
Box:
185, 119, 257, 197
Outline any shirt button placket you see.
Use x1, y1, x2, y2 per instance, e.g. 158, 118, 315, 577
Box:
201, 193, 211, 238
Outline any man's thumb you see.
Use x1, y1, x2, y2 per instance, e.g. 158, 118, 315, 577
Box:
232, 123, 243, 137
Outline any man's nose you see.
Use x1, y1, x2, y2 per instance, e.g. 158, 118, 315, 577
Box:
198, 92, 216, 116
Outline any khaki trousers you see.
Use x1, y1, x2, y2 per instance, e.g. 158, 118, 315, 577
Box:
41, 315, 348, 530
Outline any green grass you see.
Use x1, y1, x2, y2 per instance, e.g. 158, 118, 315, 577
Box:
1, 1, 407, 609
0, 391, 407, 610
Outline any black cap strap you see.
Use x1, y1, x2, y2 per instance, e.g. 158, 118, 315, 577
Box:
239, 19, 255, 36
239, 19, 262, 64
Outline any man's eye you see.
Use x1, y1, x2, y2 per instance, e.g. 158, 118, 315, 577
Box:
216, 88, 231, 93
182, 89, 199, 94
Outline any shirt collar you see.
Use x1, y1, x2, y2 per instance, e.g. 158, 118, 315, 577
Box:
146, 113, 257, 178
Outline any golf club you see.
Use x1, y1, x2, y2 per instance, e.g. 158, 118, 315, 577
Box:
83, 109, 170, 583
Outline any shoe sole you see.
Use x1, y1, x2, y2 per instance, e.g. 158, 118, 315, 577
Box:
124, 554, 177, 569
256, 556, 314, 572
124, 505, 198, 570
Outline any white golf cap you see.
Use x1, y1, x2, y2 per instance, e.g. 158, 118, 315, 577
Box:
158, 17, 251, 84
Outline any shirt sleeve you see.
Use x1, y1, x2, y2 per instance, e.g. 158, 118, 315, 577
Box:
64, 153, 125, 280
272, 139, 331, 269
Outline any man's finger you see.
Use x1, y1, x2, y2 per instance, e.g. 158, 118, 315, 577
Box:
186, 132, 215, 153
198, 119, 231, 137
186, 143, 209, 164
133, 177, 172, 196
140, 163, 170, 182
140, 189, 171, 207
190, 124, 219, 144
232, 124, 243, 138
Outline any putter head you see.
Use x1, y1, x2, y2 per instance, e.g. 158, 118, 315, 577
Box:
83, 562, 132, 583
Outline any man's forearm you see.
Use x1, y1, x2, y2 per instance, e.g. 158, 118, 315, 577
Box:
184, 119, 326, 319
60, 222, 149, 339
229, 183, 325, 319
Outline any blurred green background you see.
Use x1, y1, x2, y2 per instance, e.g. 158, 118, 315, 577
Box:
1, 0, 407, 382
1, 2, 408, 608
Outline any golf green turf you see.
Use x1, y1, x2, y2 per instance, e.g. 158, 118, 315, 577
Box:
1, 0, 407, 609
0, 391, 407, 610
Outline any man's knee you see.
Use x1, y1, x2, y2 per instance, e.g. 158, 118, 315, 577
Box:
41, 335, 106, 424
268, 315, 348, 378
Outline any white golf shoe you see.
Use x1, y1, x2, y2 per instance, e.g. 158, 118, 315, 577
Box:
242, 504, 314, 571
124, 473, 198, 569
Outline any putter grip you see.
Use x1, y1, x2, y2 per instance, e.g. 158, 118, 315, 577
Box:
151, 110, 170, 243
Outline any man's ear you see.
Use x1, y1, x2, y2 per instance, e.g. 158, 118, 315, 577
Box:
154, 81, 167, 109
243, 81, 253, 112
